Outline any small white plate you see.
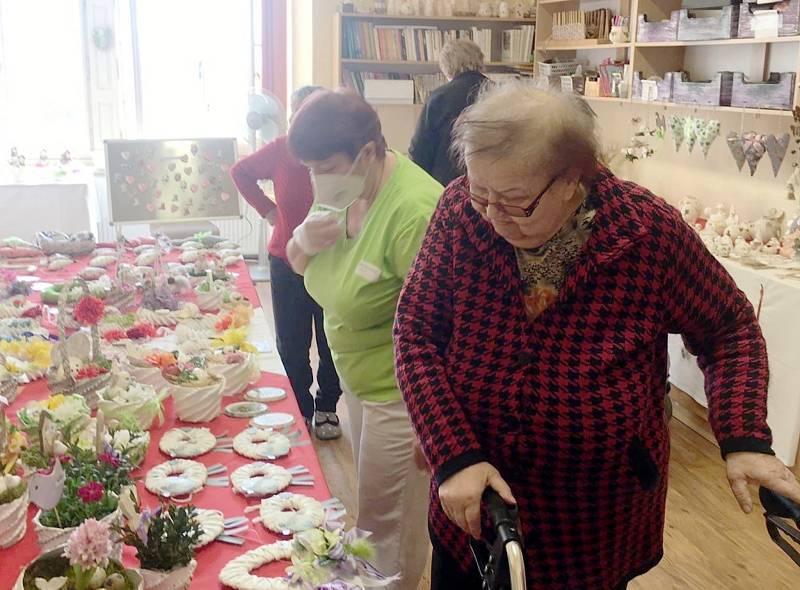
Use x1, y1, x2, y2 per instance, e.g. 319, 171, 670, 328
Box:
250, 412, 295, 429
246, 387, 287, 403
224, 401, 268, 418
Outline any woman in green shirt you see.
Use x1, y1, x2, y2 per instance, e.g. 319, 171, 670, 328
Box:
286, 90, 442, 589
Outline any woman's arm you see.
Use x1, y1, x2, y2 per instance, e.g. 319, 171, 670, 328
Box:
408, 99, 438, 175
229, 139, 281, 219
285, 237, 312, 275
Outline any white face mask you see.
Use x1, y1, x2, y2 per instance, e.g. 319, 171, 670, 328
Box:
310, 149, 369, 212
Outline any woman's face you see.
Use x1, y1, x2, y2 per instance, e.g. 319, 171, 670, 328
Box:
465, 153, 583, 249
302, 143, 377, 211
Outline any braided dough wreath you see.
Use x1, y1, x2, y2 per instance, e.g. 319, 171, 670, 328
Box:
145, 459, 207, 497
233, 428, 291, 460
231, 462, 291, 497
218, 540, 293, 590
159, 427, 217, 458
257, 492, 324, 534
193, 508, 225, 548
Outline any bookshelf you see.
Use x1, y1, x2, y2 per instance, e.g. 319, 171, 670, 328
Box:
533, 0, 800, 115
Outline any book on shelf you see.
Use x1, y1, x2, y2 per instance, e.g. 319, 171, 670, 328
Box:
501, 25, 536, 64
343, 70, 447, 104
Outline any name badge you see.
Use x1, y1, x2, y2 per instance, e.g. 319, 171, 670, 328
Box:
355, 260, 381, 283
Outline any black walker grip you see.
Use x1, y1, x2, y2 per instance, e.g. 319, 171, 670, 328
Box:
760, 486, 800, 524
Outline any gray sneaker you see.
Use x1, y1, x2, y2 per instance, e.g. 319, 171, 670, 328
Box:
314, 411, 342, 440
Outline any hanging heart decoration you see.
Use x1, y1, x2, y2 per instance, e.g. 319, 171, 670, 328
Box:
726, 132, 746, 171
146, 202, 156, 213
184, 167, 193, 176
220, 192, 231, 202
191, 144, 199, 156
168, 162, 176, 172
698, 120, 721, 158
684, 117, 699, 153
171, 204, 179, 213
655, 112, 666, 140
741, 132, 767, 176
668, 115, 685, 152
765, 133, 790, 177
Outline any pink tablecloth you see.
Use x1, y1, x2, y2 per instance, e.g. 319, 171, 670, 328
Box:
2, 253, 331, 588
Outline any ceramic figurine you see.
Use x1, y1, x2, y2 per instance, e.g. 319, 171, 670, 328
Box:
750, 209, 786, 243
715, 235, 733, 257
498, 1, 510, 17
678, 196, 703, 225
609, 25, 629, 44
725, 206, 739, 230
704, 204, 729, 236
513, 2, 526, 17
750, 239, 763, 252
733, 238, 751, 257
762, 237, 781, 255
724, 224, 742, 242
478, 1, 493, 16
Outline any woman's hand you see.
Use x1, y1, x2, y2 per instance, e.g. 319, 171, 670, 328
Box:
292, 211, 342, 256
413, 441, 428, 471
726, 452, 800, 513
439, 462, 516, 540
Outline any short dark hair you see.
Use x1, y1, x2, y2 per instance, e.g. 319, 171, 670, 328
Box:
288, 89, 387, 162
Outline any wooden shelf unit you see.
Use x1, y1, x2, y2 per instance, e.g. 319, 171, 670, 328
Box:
340, 13, 536, 24
533, 0, 800, 115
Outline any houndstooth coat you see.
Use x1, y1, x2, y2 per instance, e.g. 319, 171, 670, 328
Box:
393, 166, 773, 589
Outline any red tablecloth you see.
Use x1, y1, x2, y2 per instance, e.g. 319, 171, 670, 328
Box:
2, 253, 331, 588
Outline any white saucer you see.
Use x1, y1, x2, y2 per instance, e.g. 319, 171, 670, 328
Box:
250, 412, 295, 429
246, 387, 287, 403
224, 401, 268, 418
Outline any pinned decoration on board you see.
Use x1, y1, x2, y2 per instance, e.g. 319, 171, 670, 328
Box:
727, 132, 747, 172
668, 115, 684, 152
765, 133, 790, 177
742, 132, 767, 176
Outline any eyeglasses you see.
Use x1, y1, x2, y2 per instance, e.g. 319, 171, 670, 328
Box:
469, 175, 559, 218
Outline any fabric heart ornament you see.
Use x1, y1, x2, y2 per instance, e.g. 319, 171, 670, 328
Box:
741, 132, 767, 176
220, 164, 230, 172
180, 154, 189, 163
171, 204, 179, 213
155, 188, 162, 198
120, 151, 130, 161
159, 202, 166, 211
191, 144, 199, 156
174, 173, 182, 182
146, 202, 156, 212
726, 132, 746, 172
138, 182, 148, 193
168, 162, 176, 171
668, 115, 685, 152
190, 184, 199, 193
184, 167, 193, 175
202, 179, 210, 189
684, 117, 699, 153
125, 176, 135, 184
220, 192, 231, 202
698, 120, 721, 158
765, 133, 790, 177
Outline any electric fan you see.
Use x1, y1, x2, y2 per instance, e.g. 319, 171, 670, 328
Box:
245, 90, 286, 282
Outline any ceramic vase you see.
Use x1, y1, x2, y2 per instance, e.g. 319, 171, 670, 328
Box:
0, 487, 28, 548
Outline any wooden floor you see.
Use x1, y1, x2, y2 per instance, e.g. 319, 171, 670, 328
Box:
254, 279, 800, 589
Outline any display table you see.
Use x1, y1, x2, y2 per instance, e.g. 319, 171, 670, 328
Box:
668, 257, 800, 466
0, 182, 96, 242
1, 258, 331, 589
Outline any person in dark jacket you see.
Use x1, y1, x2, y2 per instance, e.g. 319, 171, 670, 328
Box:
409, 39, 489, 186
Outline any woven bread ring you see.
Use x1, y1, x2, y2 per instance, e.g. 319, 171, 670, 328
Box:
233, 428, 291, 460
145, 459, 207, 497
193, 508, 225, 548
218, 541, 293, 590
159, 427, 218, 458
231, 462, 291, 497
258, 492, 324, 534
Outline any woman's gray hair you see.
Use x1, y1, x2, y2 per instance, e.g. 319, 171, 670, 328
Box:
451, 82, 600, 181
438, 39, 484, 79
290, 85, 324, 112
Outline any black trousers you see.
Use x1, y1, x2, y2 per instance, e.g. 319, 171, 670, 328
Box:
430, 538, 629, 590
269, 254, 342, 419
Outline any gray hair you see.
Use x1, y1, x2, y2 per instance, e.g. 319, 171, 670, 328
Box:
438, 39, 484, 79
290, 85, 324, 112
451, 82, 600, 181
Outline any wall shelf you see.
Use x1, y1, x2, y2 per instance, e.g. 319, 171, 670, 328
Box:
635, 36, 800, 48
341, 59, 534, 67
539, 42, 631, 51
582, 95, 794, 117
340, 13, 535, 24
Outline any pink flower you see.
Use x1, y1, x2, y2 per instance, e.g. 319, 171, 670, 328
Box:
98, 452, 120, 468
77, 481, 104, 503
126, 323, 156, 340
63, 518, 113, 569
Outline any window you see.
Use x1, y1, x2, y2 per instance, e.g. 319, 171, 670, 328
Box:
133, 0, 256, 138
0, 0, 91, 156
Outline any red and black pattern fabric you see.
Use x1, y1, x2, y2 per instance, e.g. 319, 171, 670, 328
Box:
393, 166, 772, 589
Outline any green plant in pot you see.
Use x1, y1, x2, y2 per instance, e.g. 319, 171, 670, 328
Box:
16, 517, 143, 590
113, 490, 203, 590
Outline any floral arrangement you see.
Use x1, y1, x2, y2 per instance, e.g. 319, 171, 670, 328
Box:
208, 350, 247, 365
141, 279, 179, 311
102, 323, 157, 343
73, 296, 105, 326
215, 303, 252, 332
21, 518, 136, 590
98, 374, 165, 431
211, 328, 257, 353
18, 394, 90, 438
286, 519, 397, 590
1, 415, 27, 476
104, 416, 151, 467
37, 444, 134, 529
0, 472, 25, 505
0, 338, 53, 381
113, 491, 202, 572
161, 355, 217, 386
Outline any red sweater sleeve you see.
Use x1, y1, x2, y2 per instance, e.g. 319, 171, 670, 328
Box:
229, 139, 281, 218
663, 208, 773, 458
394, 185, 486, 486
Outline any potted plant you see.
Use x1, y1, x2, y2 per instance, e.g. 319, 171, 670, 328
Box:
0, 410, 28, 548
13, 518, 143, 590
161, 356, 224, 423
28, 443, 134, 554
114, 492, 202, 590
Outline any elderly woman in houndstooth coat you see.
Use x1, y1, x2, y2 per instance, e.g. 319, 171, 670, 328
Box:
393, 84, 800, 590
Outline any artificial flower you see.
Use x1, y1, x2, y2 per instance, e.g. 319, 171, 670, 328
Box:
63, 518, 113, 569
77, 481, 104, 504
102, 328, 127, 342
98, 452, 120, 468
47, 394, 66, 410
21, 305, 42, 318
74, 365, 109, 380
144, 351, 177, 368
215, 313, 233, 332
73, 296, 105, 326
211, 328, 256, 353
125, 323, 156, 340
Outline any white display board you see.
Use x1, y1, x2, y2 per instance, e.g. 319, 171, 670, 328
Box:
105, 138, 241, 225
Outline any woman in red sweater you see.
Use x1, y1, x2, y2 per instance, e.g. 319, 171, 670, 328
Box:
230, 86, 342, 439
